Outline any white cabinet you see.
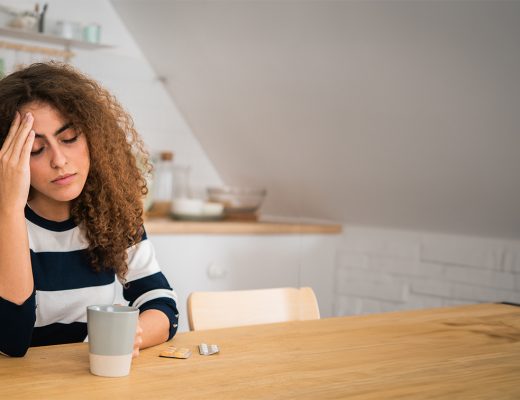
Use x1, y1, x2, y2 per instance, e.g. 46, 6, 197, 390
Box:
149, 234, 339, 332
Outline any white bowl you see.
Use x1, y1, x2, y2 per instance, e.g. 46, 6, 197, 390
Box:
171, 198, 224, 218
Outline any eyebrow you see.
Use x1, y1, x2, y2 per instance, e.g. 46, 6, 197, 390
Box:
34, 123, 73, 138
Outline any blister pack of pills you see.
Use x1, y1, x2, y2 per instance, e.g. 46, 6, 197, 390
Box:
159, 346, 192, 359
198, 343, 220, 356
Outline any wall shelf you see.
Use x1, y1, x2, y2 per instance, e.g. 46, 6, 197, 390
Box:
0, 27, 112, 50
144, 217, 343, 235
0, 26, 113, 62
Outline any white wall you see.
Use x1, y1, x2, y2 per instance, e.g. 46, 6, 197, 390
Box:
112, 0, 520, 239
335, 226, 520, 316
0, 0, 222, 194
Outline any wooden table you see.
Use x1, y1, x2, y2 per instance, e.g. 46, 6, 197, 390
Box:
2, 303, 519, 399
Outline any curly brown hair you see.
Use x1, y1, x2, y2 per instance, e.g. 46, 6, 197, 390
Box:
0, 62, 151, 280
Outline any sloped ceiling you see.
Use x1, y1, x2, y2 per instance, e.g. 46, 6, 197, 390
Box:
112, 0, 520, 238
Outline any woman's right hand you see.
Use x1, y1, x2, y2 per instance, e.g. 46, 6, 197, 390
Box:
0, 112, 35, 213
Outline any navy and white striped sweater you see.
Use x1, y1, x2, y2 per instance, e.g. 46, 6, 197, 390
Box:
0, 206, 178, 357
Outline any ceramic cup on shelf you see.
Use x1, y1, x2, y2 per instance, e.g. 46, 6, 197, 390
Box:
54, 20, 83, 40
83, 23, 101, 44
87, 305, 139, 377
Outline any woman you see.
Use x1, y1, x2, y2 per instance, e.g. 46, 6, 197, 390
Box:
0, 62, 178, 357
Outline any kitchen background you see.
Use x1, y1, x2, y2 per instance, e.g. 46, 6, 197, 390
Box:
1, 0, 519, 331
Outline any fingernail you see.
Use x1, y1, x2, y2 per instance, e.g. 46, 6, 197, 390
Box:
25, 112, 32, 120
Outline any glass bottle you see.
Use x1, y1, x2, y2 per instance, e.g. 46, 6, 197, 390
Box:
172, 165, 191, 200
151, 151, 174, 217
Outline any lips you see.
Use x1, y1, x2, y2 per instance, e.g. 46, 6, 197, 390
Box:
52, 173, 76, 185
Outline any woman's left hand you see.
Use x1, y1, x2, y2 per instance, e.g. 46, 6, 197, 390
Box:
133, 321, 143, 358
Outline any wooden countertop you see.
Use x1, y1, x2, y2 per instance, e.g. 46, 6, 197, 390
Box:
144, 217, 342, 235
2, 303, 519, 399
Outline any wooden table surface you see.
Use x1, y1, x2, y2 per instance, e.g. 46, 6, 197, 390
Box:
2, 303, 519, 399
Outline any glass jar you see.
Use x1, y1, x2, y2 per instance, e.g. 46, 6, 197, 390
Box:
150, 151, 174, 217
172, 165, 191, 200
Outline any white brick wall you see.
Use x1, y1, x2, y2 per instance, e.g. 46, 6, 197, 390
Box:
334, 226, 520, 316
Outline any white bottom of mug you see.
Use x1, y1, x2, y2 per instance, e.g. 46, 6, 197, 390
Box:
89, 353, 133, 377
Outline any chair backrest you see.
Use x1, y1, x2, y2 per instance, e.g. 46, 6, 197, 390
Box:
187, 287, 320, 331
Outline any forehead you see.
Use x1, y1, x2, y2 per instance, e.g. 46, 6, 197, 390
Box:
19, 102, 67, 132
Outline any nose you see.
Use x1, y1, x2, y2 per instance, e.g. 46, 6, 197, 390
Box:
49, 146, 68, 169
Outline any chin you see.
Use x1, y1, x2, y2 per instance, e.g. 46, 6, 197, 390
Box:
48, 186, 84, 202
62, 190, 84, 202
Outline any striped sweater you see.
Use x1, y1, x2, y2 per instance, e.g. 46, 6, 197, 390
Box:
0, 206, 178, 357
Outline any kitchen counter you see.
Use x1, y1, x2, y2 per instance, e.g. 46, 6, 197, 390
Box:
145, 216, 341, 330
144, 217, 342, 235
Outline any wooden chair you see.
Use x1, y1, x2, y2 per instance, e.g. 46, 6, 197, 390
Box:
187, 287, 320, 331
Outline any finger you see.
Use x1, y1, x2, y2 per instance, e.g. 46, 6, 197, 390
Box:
6, 113, 34, 161
135, 322, 143, 335
19, 130, 35, 166
6, 113, 34, 159
1, 112, 21, 154
133, 338, 141, 357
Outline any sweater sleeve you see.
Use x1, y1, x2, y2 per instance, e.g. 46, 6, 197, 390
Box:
0, 292, 36, 357
119, 229, 179, 340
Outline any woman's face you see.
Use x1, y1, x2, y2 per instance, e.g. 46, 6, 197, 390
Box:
20, 102, 90, 205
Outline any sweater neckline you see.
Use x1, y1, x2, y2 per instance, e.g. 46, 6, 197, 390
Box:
24, 205, 77, 232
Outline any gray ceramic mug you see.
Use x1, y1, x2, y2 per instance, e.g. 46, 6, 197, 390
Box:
87, 305, 139, 377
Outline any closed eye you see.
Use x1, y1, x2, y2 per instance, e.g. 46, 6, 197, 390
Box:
30, 147, 44, 156
62, 135, 79, 144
